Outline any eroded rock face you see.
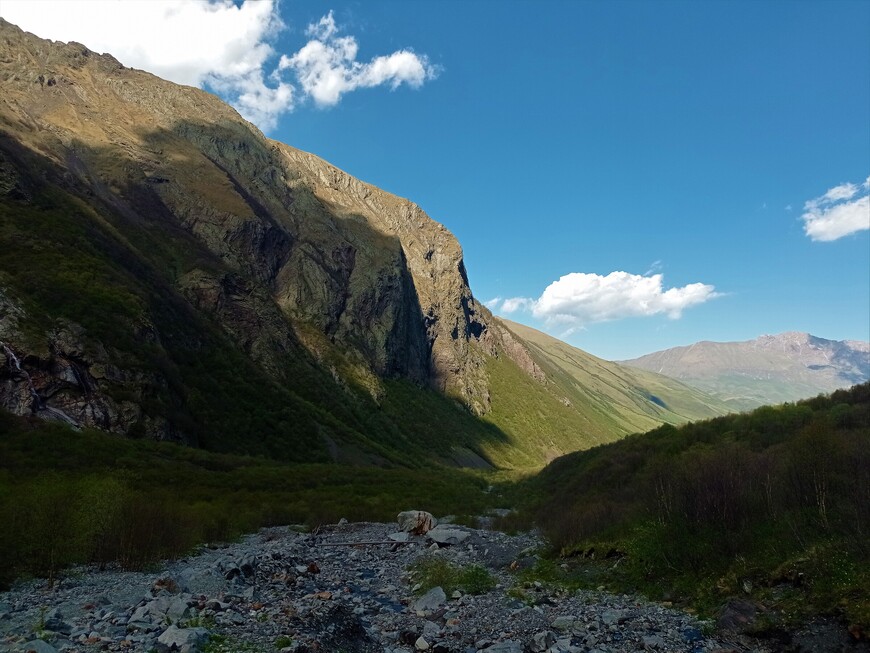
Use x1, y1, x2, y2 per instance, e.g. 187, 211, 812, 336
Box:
0, 315, 183, 442
0, 17, 499, 434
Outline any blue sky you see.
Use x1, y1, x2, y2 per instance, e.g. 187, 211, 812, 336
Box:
2, 0, 868, 360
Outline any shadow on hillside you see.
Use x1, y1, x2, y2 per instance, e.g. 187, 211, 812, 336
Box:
0, 117, 512, 469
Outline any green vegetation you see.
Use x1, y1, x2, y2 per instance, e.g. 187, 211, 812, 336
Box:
483, 320, 732, 468
0, 411, 498, 591
520, 383, 870, 631
408, 556, 496, 596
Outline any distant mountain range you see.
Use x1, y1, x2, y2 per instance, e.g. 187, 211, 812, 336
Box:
621, 332, 870, 410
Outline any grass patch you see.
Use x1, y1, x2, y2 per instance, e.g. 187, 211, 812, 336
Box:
408, 557, 496, 596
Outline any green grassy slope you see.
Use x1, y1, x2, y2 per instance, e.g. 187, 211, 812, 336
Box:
523, 383, 870, 632
476, 320, 731, 467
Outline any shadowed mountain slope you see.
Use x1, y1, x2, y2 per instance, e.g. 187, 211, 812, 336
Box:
0, 20, 726, 468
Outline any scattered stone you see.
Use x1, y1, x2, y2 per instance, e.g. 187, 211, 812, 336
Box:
0, 522, 770, 653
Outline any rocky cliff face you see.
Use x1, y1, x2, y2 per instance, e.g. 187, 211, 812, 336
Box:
0, 18, 495, 438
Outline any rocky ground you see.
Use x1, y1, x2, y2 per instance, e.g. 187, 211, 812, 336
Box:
0, 518, 780, 653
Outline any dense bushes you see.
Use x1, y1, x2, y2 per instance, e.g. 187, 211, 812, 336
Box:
0, 413, 495, 590
532, 383, 870, 626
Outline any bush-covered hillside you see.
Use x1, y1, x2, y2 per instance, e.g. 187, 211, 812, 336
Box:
529, 383, 870, 632
0, 410, 499, 591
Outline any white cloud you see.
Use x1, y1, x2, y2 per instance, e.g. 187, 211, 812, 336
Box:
277, 11, 438, 107
802, 176, 870, 242
501, 297, 534, 313
483, 297, 502, 309
0, 1, 437, 131
491, 271, 719, 328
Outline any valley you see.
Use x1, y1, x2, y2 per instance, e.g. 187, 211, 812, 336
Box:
0, 15, 868, 653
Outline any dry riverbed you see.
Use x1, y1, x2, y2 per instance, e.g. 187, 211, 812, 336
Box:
0, 520, 774, 653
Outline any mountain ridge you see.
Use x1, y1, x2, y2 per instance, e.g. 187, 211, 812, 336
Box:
621, 331, 869, 410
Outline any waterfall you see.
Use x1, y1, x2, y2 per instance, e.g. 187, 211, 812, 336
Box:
1, 340, 80, 428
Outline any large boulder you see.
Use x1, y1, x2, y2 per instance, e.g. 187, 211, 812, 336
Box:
397, 510, 437, 535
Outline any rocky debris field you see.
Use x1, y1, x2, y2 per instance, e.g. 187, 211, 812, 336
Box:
0, 518, 771, 653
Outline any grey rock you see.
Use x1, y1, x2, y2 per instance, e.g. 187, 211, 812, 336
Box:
600, 608, 624, 626
156, 624, 210, 651
413, 586, 446, 614
175, 568, 227, 597
427, 525, 470, 546
131, 596, 188, 625
550, 615, 576, 632
422, 620, 441, 639
18, 641, 58, 653
642, 634, 665, 650
388, 532, 410, 543
41, 617, 71, 635
530, 630, 556, 652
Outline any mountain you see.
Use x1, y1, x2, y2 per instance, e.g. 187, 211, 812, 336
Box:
621, 331, 870, 410
496, 320, 731, 436
0, 20, 726, 468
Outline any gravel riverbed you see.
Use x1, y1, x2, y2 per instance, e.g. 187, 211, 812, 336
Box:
0, 520, 773, 653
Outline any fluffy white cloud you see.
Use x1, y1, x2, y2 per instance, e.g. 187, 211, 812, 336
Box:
491, 271, 719, 327
501, 297, 534, 313
483, 297, 502, 309
0, 1, 436, 131
278, 11, 437, 107
802, 176, 870, 242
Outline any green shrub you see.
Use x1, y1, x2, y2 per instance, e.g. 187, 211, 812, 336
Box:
408, 557, 496, 596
